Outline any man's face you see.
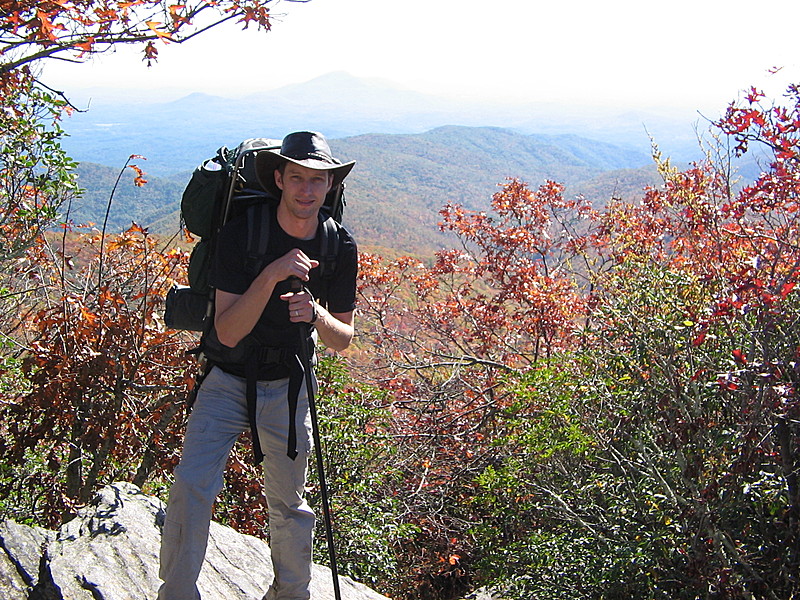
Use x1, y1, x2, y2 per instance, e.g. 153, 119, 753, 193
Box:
274, 162, 333, 221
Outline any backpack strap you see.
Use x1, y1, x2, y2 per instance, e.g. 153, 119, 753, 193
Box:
317, 215, 340, 306
239, 201, 274, 463
247, 201, 271, 258
319, 215, 338, 272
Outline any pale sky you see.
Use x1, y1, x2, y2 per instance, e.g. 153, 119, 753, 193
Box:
43, 0, 800, 112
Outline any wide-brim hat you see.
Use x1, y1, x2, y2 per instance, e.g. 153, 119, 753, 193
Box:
255, 131, 355, 197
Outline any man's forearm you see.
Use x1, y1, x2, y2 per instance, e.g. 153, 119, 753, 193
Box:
214, 271, 279, 347
314, 304, 354, 352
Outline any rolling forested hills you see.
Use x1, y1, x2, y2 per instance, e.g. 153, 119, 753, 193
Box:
67, 126, 660, 255
69, 163, 186, 232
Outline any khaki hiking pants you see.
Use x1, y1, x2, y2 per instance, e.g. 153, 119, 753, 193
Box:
157, 366, 315, 600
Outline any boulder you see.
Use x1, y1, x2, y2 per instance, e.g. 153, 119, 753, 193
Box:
0, 481, 389, 600
0, 518, 56, 600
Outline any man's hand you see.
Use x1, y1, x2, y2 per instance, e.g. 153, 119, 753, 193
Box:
280, 288, 316, 323
266, 249, 319, 283
280, 285, 355, 352
214, 249, 317, 347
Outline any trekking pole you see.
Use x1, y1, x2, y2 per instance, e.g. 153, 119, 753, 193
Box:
291, 278, 342, 600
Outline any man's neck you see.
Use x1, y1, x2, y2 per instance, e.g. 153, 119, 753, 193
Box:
276, 202, 317, 240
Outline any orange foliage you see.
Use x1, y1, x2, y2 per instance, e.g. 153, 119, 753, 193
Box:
1, 0, 273, 75
1, 223, 197, 524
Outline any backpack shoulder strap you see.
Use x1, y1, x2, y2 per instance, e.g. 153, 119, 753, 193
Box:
318, 213, 340, 279
247, 201, 271, 258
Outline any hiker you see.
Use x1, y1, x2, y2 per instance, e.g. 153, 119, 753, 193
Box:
157, 131, 357, 600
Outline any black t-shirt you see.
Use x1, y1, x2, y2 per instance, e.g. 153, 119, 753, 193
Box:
209, 203, 357, 355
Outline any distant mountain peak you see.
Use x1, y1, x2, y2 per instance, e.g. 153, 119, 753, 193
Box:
289, 71, 400, 90
254, 70, 436, 109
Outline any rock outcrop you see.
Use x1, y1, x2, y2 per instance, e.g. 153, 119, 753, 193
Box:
0, 482, 389, 600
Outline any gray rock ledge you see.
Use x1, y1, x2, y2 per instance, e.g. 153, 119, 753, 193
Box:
0, 481, 389, 600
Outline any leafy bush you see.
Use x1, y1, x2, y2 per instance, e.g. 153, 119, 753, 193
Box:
0, 221, 195, 526
354, 84, 800, 600
312, 355, 420, 591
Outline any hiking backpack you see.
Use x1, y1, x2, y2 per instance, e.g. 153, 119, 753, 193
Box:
164, 137, 347, 332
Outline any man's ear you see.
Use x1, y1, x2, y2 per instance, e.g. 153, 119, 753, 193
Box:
274, 169, 284, 191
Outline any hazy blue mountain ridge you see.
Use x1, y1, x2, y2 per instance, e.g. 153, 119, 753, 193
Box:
60, 72, 706, 177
